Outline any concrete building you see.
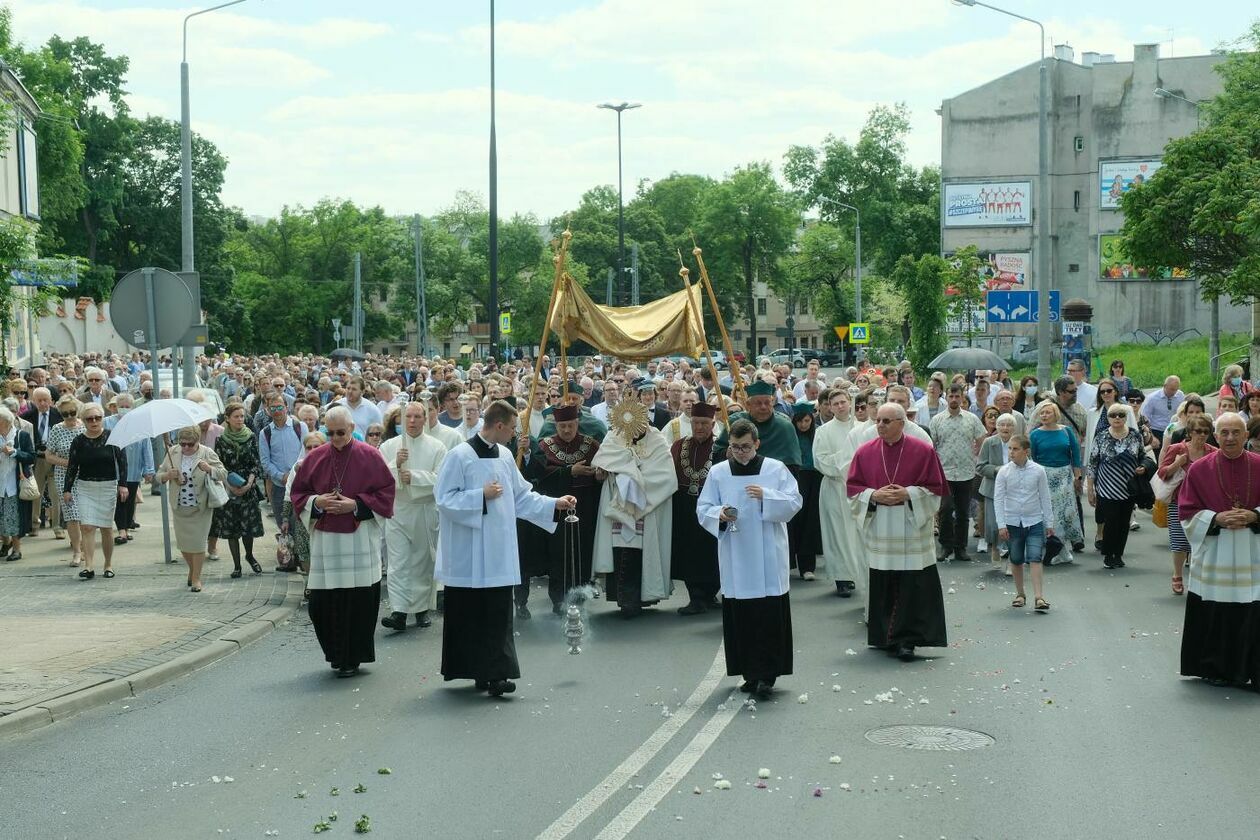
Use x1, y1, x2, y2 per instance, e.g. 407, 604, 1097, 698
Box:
940, 42, 1244, 359
1, 59, 45, 371
727, 280, 825, 359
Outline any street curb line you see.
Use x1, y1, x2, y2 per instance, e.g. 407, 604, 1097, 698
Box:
0, 576, 307, 741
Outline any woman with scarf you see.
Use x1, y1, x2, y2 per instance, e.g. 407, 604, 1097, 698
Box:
211, 403, 265, 577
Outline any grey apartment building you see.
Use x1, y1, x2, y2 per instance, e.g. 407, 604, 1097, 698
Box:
940, 42, 1245, 352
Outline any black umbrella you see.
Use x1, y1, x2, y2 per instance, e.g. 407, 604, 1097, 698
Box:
928, 347, 1010, 371
329, 347, 366, 362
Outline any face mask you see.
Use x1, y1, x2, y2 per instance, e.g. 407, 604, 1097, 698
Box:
1024, 385, 1038, 395
116, 407, 130, 416
395, 424, 403, 436
1231, 377, 1242, 387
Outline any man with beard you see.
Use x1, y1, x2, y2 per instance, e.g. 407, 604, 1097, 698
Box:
671, 402, 723, 615
523, 404, 603, 615
697, 418, 802, 699
378, 402, 447, 634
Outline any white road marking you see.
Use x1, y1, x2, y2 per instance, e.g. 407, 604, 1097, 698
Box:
534, 644, 728, 840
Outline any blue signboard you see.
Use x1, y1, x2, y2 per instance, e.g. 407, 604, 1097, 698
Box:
985, 290, 1060, 324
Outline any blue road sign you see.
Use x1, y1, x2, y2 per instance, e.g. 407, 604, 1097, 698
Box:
985, 290, 1061, 324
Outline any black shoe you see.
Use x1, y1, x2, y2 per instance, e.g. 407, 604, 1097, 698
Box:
336, 665, 359, 678
753, 680, 773, 700
230, 569, 242, 579
837, 580, 855, 598
739, 680, 755, 693
78, 569, 94, 580
1103, 555, 1119, 569
1072, 541, 1085, 553
436, 591, 445, 612
897, 645, 915, 662
1114, 556, 1126, 568
415, 611, 432, 628
381, 611, 408, 632
516, 605, 532, 620
487, 679, 516, 697
677, 601, 707, 616
248, 558, 262, 574
552, 603, 564, 616
1094, 539, 1104, 551
953, 552, 973, 562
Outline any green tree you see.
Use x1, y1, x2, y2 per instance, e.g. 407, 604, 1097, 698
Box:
777, 223, 857, 331
893, 254, 948, 372
944, 246, 986, 345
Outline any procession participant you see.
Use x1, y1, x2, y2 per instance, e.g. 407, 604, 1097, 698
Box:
663, 389, 699, 445
671, 402, 723, 615
539, 380, 609, 442
420, 391, 464, 452
518, 379, 548, 439
435, 399, 576, 697
849, 385, 932, 448
636, 380, 671, 431
457, 394, 484, 440
290, 406, 396, 678
994, 434, 1054, 612
523, 403, 603, 615
789, 403, 823, 580
378, 401, 447, 633
591, 399, 675, 617
991, 387, 1027, 435
929, 384, 988, 562
714, 380, 801, 467
1177, 412, 1260, 688
590, 380, 620, 425
813, 387, 862, 597
697, 418, 802, 698
847, 403, 949, 662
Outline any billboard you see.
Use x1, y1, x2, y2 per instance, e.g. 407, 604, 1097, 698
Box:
1099, 234, 1190, 280
977, 251, 1030, 290
944, 181, 1032, 227
1100, 159, 1162, 209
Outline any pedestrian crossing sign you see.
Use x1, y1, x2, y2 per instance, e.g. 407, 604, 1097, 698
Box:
500, 312, 512, 334
849, 322, 870, 344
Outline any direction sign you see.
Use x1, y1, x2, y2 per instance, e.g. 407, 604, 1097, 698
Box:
849, 322, 871, 344
109, 267, 198, 349
985, 290, 1061, 324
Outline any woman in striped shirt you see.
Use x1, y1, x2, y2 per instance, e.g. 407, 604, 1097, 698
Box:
1086, 407, 1147, 569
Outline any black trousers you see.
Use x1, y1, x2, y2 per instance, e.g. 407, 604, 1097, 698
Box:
939, 479, 973, 555
1097, 496, 1135, 558
114, 481, 140, 531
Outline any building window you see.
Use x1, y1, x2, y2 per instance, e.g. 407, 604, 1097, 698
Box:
756, 298, 767, 316
16, 118, 39, 219
1074, 190, 1081, 211
443, 342, 451, 357
798, 299, 808, 315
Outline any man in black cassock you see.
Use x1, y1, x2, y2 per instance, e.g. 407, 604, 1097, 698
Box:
671, 402, 723, 615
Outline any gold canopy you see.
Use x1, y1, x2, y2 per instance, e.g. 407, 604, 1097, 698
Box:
547, 272, 704, 362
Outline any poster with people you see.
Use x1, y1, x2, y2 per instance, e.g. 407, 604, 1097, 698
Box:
1098, 234, 1189, 280
1099, 159, 1163, 209
944, 181, 1032, 227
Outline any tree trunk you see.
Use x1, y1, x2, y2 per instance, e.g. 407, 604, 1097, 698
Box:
744, 239, 757, 358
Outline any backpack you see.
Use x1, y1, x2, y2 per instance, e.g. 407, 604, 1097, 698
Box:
264, 419, 301, 447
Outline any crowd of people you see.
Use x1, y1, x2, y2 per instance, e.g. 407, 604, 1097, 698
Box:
6, 348, 1260, 696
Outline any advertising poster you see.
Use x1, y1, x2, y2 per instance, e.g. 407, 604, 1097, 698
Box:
1099, 234, 1190, 280
1100, 159, 1163, 209
978, 252, 1029, 290
944, 182, 1032, 227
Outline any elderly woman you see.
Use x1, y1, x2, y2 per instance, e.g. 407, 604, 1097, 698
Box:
104, 393, 154, 544
159, 426, 227, 592
364, 422, 385, 448
210, 403, 265, 578
0, 407, 36, 561
1157, 414, 1215, 595
1219, 363, 1252, 403
282, 432, 327, 582
977, 413, 1018, 569
62, 403, 127, 580
1163, 395, 1212, 449
1086, 402, 1148, 570
1029, 401, 1084, 563
46, 396, 85, 563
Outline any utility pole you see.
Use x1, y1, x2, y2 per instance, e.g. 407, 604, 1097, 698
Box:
353, 251, 363, 352
487, 0, 500, 362
606, 267, 614, 306
413, 215, 428, 357
631, 242, 640, 306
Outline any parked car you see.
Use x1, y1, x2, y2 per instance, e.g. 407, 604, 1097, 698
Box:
766, 348, 806, 368
695, 349, 728, 370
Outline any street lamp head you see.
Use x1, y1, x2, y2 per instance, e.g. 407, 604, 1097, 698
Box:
1154, 88, 1173, 98
598, 102, 642, 113
952, 0, 978, 6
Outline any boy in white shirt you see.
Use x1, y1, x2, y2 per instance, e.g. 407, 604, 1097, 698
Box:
994, 435, 1054, 612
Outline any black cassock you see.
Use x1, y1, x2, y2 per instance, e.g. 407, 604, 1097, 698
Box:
670, 436, 722, 603
522, 433, 603, 607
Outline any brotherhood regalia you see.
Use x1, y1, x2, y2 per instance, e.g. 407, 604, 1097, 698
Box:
291, 439, 396, 676
713, 382, 802, 468
1177, 446, 1260, 687
670, 403, 723, 612
435, 432, 562, 693
847, 431, 949, 658
523, 405, 603, 612
697, 451, 802, 696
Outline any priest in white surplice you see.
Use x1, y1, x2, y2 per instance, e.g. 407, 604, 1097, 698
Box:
698, 418, 802, 700
847, 403, 949, 663
378, 401, 447, 634
812, 387, 861, 598
592, 399, 675, 617
435, 400, 576, 698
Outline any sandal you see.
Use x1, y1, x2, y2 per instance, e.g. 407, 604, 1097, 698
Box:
1034, 598, 1050, 611
113, 536, 127, 545
230, 569, 242, 579
1011, 594, 1027, 608
248, 558, 262, 575
102, 569, 115, 579
1172, 576, 1185, 595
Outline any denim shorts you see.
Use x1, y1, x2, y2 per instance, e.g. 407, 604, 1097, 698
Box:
1006, 522, 1045, 566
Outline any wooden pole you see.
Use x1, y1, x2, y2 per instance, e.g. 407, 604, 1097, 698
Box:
518, 229, 570, 466
678, 258, 729, 428
691, 239, 745, 405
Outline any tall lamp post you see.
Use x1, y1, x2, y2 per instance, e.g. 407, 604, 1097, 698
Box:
1155, 87, 1217, 378
181, 0, 250, 388
488, 0, 499, 362
817, 196, 863, 362
597, 102, 641, 306
953, 0, 1051, 384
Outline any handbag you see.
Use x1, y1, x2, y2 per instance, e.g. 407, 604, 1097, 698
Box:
1152, 499, 1169, 528
1150, 468, 1184, 505
206, 475, 230, 509
18, 472, 39, 502
226, 471, 248, 488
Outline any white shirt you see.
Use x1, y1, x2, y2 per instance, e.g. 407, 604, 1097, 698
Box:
591, 402, 613, 424
1074, 379, 1098, 410
993, 460, 1053, 529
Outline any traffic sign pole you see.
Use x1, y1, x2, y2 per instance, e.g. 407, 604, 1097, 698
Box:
142, 268, 175, 566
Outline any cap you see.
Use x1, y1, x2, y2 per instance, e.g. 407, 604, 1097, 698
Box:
745, 381, 776, 398
791, 402, 815, 419
691, 402, 717, 419
635, 379, 657, 393
552, 404, 579, 422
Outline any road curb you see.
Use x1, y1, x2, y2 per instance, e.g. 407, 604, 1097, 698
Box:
0, 576, 306, 741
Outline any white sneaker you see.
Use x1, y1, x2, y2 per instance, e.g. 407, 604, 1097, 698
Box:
802, 571, 816, 581
1004, 563, 1013, 576
977, 539, 989, 553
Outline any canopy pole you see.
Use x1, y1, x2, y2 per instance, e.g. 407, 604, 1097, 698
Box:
691, 239, 745, 406
518, 228, 570, 466
678, 258, 728, 428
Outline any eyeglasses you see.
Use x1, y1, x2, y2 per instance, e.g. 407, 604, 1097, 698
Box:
1108, 413, 1127, 419
366, 431, 382, 438
1189, 429, 1209, 436
728, 443, 756, 453
1063, 388, 1077, 394
268, 405, 286, 413
875, 418, 903, 425
327, 429, 350, 438
1098, 388, 1115, 395
83, 416, 102, 423
179, 441, 199, 448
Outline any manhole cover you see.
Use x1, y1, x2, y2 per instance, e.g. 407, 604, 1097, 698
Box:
864, 725, 995, 751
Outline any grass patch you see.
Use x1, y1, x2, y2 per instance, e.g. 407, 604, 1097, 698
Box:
1009, 333, 1248, 395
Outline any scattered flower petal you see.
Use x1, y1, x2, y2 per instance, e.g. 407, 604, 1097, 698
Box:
758, 768, 771, 779
829, 755, 843, 765
797, 693, 809, 704
714, 780, 732, 790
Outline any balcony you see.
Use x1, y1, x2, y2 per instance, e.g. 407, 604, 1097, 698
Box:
468, 322, 490, 337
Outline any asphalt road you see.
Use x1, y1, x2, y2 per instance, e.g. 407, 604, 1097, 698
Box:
2, 519, 1256, 840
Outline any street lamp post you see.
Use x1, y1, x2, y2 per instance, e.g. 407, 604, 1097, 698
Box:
1155, 87, 1217, 377
953, 0, 1051, 385
413, 215, 428, 358
488, 0, 499, 362
181, 0, 250, 389
597, 102, 641, 306
817, 196, 863, 362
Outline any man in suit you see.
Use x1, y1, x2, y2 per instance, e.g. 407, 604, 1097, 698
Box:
76, 367, 114, 407
636, 380, 671, 431
21, 387, 62, 537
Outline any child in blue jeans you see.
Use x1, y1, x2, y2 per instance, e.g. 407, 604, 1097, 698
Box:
994, 435, 1054, 612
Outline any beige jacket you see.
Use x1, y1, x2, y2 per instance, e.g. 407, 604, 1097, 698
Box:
161, 444, 227, 513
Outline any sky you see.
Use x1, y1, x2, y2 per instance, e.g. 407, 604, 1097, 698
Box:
7, 0, 1249, 221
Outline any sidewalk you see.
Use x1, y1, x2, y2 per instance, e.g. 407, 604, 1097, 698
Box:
0, 490, 304, 738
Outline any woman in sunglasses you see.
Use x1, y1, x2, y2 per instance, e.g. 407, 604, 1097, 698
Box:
1085, 403, 1148, 570
159, 426, 228, 592
62, 405, 127, 581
